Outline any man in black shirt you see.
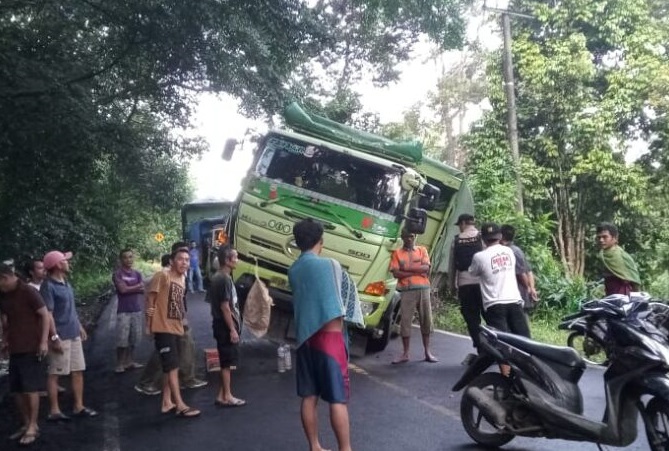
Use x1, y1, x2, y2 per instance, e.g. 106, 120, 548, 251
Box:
207, 245, 245, 407
448, 214, 484, 365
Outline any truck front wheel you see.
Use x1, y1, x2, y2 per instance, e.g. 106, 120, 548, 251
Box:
366, 296, 401, 353
365, 316, 391, 354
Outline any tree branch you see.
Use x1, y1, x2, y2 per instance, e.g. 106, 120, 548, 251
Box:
3, 36, 138, 99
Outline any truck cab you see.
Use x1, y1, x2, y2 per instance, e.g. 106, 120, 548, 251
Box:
225, 103, 470, 353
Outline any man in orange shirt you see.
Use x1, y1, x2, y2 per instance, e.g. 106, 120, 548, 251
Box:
389, 229, 437, 364
146, 248, 200, 418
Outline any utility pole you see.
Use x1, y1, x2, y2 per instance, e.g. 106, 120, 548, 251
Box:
485, 4, 534, 214
501, 12, 523, 213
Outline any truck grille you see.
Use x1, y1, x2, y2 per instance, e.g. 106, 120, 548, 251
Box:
249, 235, 284, 254
238, 252, 289, 275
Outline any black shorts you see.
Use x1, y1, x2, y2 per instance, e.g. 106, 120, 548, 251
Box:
9, 353, 47, 393
485, 303, 531, 338
154, 333, 180, 373
213, 322, 239, 369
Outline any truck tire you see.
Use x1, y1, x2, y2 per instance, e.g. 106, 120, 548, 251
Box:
366, 294, 401, 353
365, 316, 391, 354
389, 301, 401, 339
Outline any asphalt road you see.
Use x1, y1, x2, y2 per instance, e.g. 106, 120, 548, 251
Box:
0, 292, 651, 451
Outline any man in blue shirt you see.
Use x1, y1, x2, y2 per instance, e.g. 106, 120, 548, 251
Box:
187, 241, 204, 293
40, 250, 97, 421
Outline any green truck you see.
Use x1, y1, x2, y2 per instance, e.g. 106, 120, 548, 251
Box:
224, 103, 473, 353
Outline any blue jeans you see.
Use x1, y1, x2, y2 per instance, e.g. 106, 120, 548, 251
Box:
188, 266, 204, 292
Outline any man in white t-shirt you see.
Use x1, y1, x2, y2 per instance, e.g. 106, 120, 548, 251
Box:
469, 222, 530, 341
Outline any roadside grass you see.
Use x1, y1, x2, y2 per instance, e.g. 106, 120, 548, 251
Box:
134, 258, 161, 278
70, 268, 112, 303
434, 302, 570, 347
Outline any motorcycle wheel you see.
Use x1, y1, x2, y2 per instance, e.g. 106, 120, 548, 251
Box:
460, 372, 515, 447
567, 331, 607, 366
644, 397, 669, 451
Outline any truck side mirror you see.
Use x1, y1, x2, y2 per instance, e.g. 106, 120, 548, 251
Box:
406, 208, 428, 234
418, 183, 440, 211
222, 139, 238, 161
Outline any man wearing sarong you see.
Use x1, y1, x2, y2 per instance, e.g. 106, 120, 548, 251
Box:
288, 219, 359, 451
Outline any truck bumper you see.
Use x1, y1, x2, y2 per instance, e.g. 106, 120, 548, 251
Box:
233, 260, 390, 333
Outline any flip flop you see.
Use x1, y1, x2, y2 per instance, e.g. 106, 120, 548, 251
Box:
72, 407, 98, 418
9, 427, 27, 440
424, 355, 439, 363
161, 406, 176, 415
125, 362, 144, 370
19, 431, 39, 447
215, 398, 247, 408
175, 407, 201, 418
47, 412, 71, 422
391, 357, 409, 365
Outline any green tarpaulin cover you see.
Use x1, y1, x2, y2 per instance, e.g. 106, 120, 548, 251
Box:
284, 102, 423, 163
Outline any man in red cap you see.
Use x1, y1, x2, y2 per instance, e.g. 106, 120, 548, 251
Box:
40, 250, 98, 421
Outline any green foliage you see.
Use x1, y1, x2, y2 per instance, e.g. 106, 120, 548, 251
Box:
433, 301, 571, 347
133, 258, 162, 279
459, 0, 666, 279
649, 272, 669, 300
292, 0, 470, 124
69, 268, 113, 304
116, 209, 182, 263
433, 300, 469, 336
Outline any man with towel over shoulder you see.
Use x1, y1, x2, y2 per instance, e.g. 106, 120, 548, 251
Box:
288, 218, 362, 451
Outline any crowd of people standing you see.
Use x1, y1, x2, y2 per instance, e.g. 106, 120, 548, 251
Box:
0, 216, 641, 450
0, 250, 98, 446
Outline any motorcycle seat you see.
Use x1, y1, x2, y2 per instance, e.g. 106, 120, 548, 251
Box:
494, 330, 586, 368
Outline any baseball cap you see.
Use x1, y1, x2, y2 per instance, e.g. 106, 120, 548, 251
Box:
43, 250, 73, 270
480, 222, 502, 241
455, 213, 475, 225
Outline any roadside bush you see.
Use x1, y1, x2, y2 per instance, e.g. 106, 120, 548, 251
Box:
69, 268, 113, 303
649, 271, 669, 300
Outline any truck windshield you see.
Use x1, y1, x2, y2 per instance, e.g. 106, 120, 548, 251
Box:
255, 134, 406, 218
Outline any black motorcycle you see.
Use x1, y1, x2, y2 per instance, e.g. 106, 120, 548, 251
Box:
452, 297, 669, 450
559, 294, 669, 366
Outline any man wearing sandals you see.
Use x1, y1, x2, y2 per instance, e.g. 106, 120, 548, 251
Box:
40, 250, 98, 421
146, 247, 201, 418
207, 245, 246, 408
389, 229, 438, 365
112, 248, 145, 373
0, 263, 50, 446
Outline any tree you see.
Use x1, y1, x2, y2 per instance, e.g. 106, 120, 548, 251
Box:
427, 44, 488, 166
463, 0, 665, 278
288, 0, 470, 124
